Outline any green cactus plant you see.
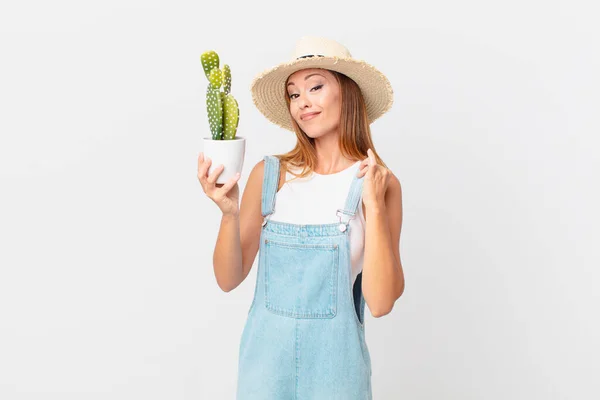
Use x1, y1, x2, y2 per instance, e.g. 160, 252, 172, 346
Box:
223, 94, 239, 140
201, 50, 239, 140
201, 51, 219, 80
222, 64, 231, 94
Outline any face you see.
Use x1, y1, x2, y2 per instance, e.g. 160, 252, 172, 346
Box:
286, 68, 341, 139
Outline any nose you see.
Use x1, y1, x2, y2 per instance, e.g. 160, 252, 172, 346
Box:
297, 93, 311, 110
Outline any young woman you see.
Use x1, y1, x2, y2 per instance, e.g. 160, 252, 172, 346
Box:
197, 36, 405, 400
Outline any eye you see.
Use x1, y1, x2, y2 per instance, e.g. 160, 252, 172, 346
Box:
288, 84, 323, 100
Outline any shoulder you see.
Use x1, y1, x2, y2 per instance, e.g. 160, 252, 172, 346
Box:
387, 171, 401, 196
384, 172, 402, 228
384, 171, 402, 210
247, 155, 280, 180
247, 157, 285, 192
248, 159, 265, 182
241, 160, 265, 200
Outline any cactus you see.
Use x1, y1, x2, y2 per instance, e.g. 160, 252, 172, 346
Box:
208, 67, 223, 88
223, 94, 239, 140
201, 51, 219, 80
222, 64, 231, 95
206, 84, 223, 140
200, 50, 239, 140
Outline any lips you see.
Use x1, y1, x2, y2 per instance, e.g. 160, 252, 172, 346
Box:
301, 112, 320, 121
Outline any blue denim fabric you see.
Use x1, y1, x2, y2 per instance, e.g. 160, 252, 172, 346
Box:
236, 155, 372, 400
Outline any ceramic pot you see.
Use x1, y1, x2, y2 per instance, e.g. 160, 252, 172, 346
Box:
202, 136, 245, 184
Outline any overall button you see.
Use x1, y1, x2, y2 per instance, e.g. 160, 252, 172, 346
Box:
339, 223, 347, 232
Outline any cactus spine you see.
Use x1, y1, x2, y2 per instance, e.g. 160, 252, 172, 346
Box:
201, 50, 239, 140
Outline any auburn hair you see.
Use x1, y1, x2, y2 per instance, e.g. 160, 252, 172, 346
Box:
276, 69, 387, 183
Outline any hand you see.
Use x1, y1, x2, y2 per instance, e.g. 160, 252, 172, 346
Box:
357, 148, 392, 211
197, 152, 241, 216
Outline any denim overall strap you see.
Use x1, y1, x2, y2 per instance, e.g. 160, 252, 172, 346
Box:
336, 172, 365, 232
261, 155, 280, 221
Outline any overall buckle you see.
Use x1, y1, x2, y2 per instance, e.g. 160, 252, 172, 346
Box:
336, 209, 355, 232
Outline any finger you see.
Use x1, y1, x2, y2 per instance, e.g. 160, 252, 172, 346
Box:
215, 172, 241, 197
198, 156, 212, 183
206, 164, 224, 184
198, 152, 204, 171
368, 149, 375, 166
357, 164, 368, 178
357, 157, 368, 174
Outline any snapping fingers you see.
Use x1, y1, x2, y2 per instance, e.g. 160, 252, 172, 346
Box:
357, 157, 370, 178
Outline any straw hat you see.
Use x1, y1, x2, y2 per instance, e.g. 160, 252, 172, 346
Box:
250, 36, 394, 132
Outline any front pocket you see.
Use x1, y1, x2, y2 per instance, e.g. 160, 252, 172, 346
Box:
264, 239, 339, 319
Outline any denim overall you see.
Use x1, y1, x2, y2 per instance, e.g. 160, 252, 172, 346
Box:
236, 155, 372, 400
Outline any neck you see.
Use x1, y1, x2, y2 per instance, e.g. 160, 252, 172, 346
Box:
313, 134, 355, 174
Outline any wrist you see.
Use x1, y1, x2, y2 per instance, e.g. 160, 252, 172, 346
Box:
222, 211, 239, 220
365, 202, 386, 214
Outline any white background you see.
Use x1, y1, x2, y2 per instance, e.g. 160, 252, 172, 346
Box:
1, 0, 598, 399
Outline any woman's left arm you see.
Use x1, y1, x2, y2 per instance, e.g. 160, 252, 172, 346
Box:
359, 150, 405, 317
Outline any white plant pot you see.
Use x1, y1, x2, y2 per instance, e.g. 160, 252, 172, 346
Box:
202, 136, 246, 184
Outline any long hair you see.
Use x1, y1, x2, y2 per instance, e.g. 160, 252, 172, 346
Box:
276, 69, 388, 182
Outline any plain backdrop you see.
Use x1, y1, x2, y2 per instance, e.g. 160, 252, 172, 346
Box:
1, 1, 598, 399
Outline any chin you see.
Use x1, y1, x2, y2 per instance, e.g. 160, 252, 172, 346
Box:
301, 125, 335, 139
303, 130, 327, 139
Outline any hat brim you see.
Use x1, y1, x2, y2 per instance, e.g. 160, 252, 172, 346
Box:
250, 56, 393, 132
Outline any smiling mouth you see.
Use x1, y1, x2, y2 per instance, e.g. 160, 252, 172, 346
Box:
301, 113, 320, 121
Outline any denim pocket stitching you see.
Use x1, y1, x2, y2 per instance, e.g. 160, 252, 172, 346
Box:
264, 239, 339, 319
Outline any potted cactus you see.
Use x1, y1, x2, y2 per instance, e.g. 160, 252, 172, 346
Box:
201, 50, 245, 184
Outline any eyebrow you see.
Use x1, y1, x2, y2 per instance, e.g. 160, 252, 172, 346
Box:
287, 73, 325, 87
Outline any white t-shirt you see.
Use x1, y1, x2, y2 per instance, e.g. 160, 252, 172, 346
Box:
269, 160, 365, 287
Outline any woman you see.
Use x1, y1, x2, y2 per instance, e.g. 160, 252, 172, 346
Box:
198, 36, 404, 399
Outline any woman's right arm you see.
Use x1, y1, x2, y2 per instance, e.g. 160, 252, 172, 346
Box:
198, 153, 266, 292
213, 160, 265, 292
